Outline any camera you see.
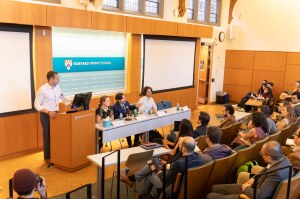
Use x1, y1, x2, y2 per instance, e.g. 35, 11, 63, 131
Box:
36, 174, 43, 188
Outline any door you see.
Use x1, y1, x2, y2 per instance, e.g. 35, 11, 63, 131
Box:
198, 44, 212, 104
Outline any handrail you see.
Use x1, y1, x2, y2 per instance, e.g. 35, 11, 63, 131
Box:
102, 150, 121, 199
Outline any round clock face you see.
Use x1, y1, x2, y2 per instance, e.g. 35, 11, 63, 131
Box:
219, 31, 225, 42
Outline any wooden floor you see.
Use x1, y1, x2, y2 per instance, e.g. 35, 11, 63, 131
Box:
0, 104, 224, 198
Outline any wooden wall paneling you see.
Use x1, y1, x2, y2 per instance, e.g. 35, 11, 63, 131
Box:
196, 25, 213, 38
162, 90, 181, 106
284, 65, 300, 85
286, 52, 300, 65
180, 88, 197, 109
225, 50, 254, 69
177, 23, 198, 37
0, 113, 38, 157
34, 26, 53, 90
223, 68, 253, 86
91, 12, 126, 32
46, 6, 91, 29
223, 85, 251, 102
126, 17, 155, 34
283, 84, 297, 92
37, 113, 43, 147
125, 92, 141, 104
253, 52, 286, 71
152, 93, 164, 104
154, 20, 177, 36
251, 70, 284, 100
0, 1, 46, 25
128, 34, 141, 93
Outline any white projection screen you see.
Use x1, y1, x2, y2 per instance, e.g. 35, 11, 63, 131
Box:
0, 24, 34, 117
142, 35, 196, 93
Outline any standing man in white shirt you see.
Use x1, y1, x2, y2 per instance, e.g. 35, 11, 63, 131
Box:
138, 86, 157, 114
34, 71, 70, 164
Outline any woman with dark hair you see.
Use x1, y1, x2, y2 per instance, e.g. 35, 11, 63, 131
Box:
138, 86, 157, 114
231, 112, 268, 149
260, 86, 273, 100
276, 105, 297, 130
163, 119, 193, 156
95, 95, 114, 123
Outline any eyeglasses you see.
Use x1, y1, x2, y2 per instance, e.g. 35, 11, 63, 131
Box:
259, 151, 269, 156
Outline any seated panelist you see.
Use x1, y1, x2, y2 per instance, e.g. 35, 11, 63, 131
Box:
138, 86, 157, 114
113, 93, 141, 147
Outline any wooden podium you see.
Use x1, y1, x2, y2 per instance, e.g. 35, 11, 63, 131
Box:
50, 110, 95, 172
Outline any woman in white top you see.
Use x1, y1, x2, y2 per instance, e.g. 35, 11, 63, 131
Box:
138, 86, 157, 114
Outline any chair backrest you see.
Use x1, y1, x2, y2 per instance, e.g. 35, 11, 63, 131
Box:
178, 161, 215, 199
272, 171, 300, 199
220, 124, 234, 146
229, 121, 243, 144
126, 150, 154, 176
278, 125, 293, 146
268, 130, 281, 142
195, 135, 207, 152
172, 173, 182, 193
205, 152, 237, 196
287, 122, 297, 139
227, 143, 257, 183
157, 100, 172, 110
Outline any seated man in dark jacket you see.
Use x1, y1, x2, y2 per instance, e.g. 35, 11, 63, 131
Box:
192, 111, 210, 138
219, 104, 236, 129
202, 126, 232, 159
112, 93, 141, 147
120, 137, 204, 196
207, 141, 293, 199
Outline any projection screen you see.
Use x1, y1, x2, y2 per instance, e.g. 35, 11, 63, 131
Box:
142, 35, 196, 93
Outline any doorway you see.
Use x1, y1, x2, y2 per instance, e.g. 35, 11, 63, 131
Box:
198, 44, 213, 104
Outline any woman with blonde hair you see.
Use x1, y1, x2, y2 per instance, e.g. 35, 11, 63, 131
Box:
276, 105, 297, 130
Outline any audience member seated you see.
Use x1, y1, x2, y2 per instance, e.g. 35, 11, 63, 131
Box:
257, 80, 268, 95
276, 105, 297, 130
163, 119, 193, 157
202, 126, 232, 159
113, 93, 141, 147
138, 86, 157, 114
283, 127, 300, 173
219, 104, 236, 129
95, 95, 114, 123
231, 112, 268, 150
10, 168, 47, 199
271, 100, 290, 121
192, 111, 210, 138
266, 82, 273, 91
207, 141, 293, 199
258, 105, 277, 134
259, 86, 273, 101
280, 80, 300, 100
119, 137, 204, 198
291, 91, 300, 117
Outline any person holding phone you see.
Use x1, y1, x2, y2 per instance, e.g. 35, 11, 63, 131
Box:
10, 168, 47, 199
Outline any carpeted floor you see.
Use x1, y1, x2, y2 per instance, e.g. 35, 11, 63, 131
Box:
49, 177, 157, 199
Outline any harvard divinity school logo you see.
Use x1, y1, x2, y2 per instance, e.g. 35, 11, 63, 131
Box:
65, 60, 72, 70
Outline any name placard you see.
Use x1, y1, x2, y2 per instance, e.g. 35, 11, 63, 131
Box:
182, 106, 190, 111
136, 115, 147, 121
111, 120, 125, 126
156, 110, 166, 116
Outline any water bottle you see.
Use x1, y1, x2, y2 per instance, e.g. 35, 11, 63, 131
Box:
119, 113, 123, 120
133, 109, 137, 117
176, 103, 180, 111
